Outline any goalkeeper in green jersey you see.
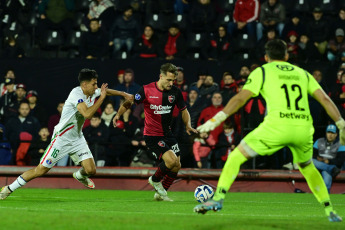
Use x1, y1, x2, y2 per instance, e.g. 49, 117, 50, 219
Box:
194, 39, 343, 222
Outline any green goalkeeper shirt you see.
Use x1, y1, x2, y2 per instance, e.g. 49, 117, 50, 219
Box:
243, 61, 321, 126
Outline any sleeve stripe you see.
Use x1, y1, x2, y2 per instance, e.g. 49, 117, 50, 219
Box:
260, 66, 265, 89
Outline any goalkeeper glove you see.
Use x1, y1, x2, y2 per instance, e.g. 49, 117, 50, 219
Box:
336, 118, 345, 145
197, 111, 228, 133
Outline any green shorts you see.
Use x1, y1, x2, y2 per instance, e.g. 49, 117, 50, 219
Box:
241, 121, 314, 164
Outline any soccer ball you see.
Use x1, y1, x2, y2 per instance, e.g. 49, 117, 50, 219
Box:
194, 185, 214, 203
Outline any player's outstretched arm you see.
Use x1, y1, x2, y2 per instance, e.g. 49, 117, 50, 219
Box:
77, 83, 108, 119
197, 89, 253, 133
113, 100, 133, 127
106, 89, 134, 102
313, 89, 345, 144
181, 109, 198, 135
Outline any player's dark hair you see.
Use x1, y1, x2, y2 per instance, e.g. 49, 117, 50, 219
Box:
265, 39, 287, 60
160, 63, 178, 77
78, 69, 98, 83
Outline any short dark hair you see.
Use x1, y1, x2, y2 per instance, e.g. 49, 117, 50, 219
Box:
90, 18, 100, 23
160, 63, 178, 77
78, 69, 98, 83
264, 39, 287, 60
92, 112, 101, 119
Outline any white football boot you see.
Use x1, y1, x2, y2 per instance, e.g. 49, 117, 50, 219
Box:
73, 172, 95, 189
148, 176, 167, 196
154, 192, 173, 202
0, 186, 12, 200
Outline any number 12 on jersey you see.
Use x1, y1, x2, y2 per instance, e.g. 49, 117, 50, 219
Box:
281, 84, 305, 111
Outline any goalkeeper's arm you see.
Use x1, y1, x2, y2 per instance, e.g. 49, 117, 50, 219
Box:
312, 89, 345, 144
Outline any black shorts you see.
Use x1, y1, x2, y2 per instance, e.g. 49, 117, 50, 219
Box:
144, 136, 181, 160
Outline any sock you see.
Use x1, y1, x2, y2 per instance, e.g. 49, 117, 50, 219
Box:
152, 162, 169, 182
162, 171, 178, 191
75, 168, 87, 180
8, 175, 27, 192
298, 162, 332, 216
213, 148, 248, 201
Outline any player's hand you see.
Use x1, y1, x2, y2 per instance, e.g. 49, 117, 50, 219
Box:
124, 93, 134, 102
197, 111, 228, 133
100, 83, 108, 98
336, 118, 345, 145
186, 125, 198, 135
113, 115, 120, 127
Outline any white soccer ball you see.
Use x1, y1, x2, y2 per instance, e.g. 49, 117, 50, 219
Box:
194, 185, 214, 203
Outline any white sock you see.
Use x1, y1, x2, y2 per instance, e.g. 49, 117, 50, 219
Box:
75, 169, 87, 179
8, 176, 27, 192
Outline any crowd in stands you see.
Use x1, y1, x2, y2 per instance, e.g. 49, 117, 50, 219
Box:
0, 0, 345, 174
0, 0, 344, 62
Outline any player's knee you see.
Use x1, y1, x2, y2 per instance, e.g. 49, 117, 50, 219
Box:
175, 161, 181, 171
298, 159, 312, 169
85, 166, 96, 176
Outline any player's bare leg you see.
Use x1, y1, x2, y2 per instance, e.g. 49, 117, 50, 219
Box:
0, 164, 51, 200
73, 158, 96, 189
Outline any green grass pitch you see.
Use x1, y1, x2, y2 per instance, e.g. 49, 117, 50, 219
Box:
0, 189, 344, 230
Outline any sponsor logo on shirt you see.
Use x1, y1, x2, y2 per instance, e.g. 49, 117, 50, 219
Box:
78, 99, 84, 103
168, 95, 175, 103
135, 94, 141, 100
276, 65, 294, 71
149, 96, 159, 98
150, 104, 172, 114
78, 152, 89, 157
158, 141, 165, 147
280, 112, 310, 121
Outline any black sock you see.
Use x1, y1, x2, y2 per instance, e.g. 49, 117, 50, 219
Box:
152, 162, 169, 182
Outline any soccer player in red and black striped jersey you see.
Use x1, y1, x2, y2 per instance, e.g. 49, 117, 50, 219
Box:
114, 63, 197, 201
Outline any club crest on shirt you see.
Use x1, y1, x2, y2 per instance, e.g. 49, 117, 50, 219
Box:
135, 94, 141, 100
158, 141, 166, 147
168, 95, 175, 103
78, 99, 84, 103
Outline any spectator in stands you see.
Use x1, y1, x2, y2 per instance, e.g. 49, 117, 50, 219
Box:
0, 69, 16, 96
47, 101, 64, 136
101, 101, 116, 127
198, 92, 224, 145
5, 101, 40, 157
306, 7, 329, 55
132, 25, 159, 58
298, 33, 322, 63
188, 0, 216, 33
281, 11, 305, 40
27, 127, 50, 166
198, 75, 219, 103
87, 0, 116, 31
116, 69, 125, 85
327, 28, 345, 62
37, 0, 75, 43
313, 124, 345, 193
109, 6, 140, 58
2, 83, 26, 123
220, 72, 238, 106
190, 69, 208, 89
26, 90, 48, 127
202, 25, 233, 61
286, 30, 299, 63
113, 68, 140, 109
256, 28, 277, 60
174, 0, 190, 14
236, 65, 250, 84
332, 8, 345, 36
0, 124, 11, 165
80, 18, 109, 59
214, 122, 240, 169
108, 108, 138, 166
0, 78, 16, 123
83, 113, 109, 167
159, 24, 187, 60
174, 67, 188, 101
2, 35, 24, 58
256, 0, 285, 41
227, 0, 259, 39
193, 131, 216, 168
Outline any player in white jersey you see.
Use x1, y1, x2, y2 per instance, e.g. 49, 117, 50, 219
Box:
0, 69, 133, 199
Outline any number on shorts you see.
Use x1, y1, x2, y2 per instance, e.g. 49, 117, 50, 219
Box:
171, 144, 180, 154
51, 148, 59, 158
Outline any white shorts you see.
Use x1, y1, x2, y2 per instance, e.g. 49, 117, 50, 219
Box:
40, 134, 93, 168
